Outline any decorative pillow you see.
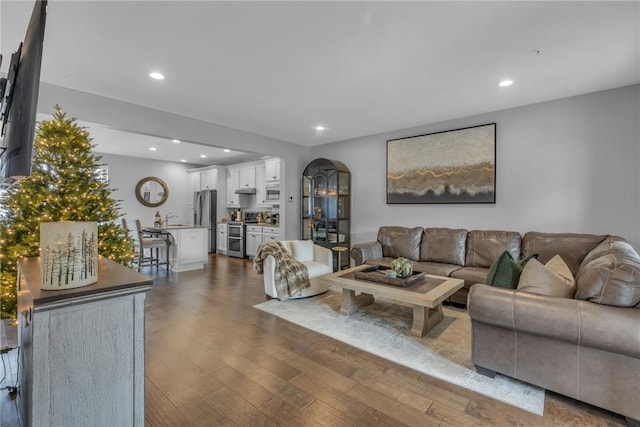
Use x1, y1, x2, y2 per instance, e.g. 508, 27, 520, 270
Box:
484, 251, 537, 289
517, 255, 576, 298
291, 240, 314, 263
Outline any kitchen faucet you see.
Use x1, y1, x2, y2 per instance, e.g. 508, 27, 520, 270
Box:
164, 213, 178, 227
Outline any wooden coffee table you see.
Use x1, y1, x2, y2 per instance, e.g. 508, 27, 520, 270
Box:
320, 265, 464, 337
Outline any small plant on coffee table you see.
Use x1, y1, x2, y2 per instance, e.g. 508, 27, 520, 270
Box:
391, 257, 413, 278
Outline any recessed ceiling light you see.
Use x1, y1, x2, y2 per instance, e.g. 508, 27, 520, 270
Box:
200, 154, 207, 158
149, 147, 157, 151
313, 125, 326, 131
180, 159, 186, 162
149, 72, 165, 80
223, 149, 231, 153
172, 139, 181, 143
499, 79, 514, 87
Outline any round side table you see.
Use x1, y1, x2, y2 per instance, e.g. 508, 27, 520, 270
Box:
331, 246, 348, 271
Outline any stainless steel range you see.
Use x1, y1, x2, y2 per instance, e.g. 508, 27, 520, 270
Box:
227, 221, 245, 258
226, 213, 260, 258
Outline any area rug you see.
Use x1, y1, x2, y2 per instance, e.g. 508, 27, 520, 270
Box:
254, 289, 545, 415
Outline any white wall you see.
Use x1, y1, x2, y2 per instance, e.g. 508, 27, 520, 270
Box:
311, 85, 640, 248
99, 153, 192, 232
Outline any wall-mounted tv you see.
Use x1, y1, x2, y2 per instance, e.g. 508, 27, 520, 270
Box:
0, 0, 48, 186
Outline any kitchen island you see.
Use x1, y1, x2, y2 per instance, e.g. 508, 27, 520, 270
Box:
146, 225, 209, 272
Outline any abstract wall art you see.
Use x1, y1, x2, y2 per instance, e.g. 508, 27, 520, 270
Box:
387, 123, 496, 204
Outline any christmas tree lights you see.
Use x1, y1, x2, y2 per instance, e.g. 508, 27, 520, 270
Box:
0, 106, 135, 319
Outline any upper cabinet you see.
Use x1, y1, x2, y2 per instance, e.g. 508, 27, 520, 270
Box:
200, 168, 218, 190
265, 158, 280, 182
239, 165, 256, 189
188, 167, 220, 194
188, 172, 200, 202
226, 167, 240, 206
255, 163, 269, 207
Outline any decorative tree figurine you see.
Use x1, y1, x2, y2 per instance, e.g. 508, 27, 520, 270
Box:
0, 105, 135, 319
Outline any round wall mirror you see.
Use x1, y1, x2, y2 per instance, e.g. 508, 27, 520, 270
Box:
135, 177, 169, 207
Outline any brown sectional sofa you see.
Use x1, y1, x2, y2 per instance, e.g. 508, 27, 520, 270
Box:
351, 226, 605, 304
469, 236, 640, 425
352, 227, 640, 424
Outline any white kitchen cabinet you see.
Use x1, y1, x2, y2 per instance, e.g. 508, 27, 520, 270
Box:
239, 165, 256, 189
255, 163, 270, 207
265, 158, 280, 182
188, 171, 200, 204
226, 167, 240, 206
217, 223, 228, 254
245, 225, 263, 257
17, 257, 152, 427
200, 168, 218, 190
262, 226, 280, 242
164, 226, 209, 272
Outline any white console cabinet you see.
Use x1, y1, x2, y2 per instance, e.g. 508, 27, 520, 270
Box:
17, 257, 152, 427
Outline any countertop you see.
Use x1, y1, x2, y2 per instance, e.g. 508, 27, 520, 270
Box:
217, 222, 279, 228
145, 224, 208, 231
18, 256, 153, 306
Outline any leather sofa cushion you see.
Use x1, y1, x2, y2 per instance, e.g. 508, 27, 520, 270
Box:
579, 236, 639, 267
517, 256, 576, 298
576, 239, 640, 308
465, 230, 521, 268
451, 266, 489, 289
419, 228, 467, 266
377, 226, 423, 260
521, 232, 606, 277
413, 261, 462, 277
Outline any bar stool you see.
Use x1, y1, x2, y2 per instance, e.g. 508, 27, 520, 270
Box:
135, 219, 170, 272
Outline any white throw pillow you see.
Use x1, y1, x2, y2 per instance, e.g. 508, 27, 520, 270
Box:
292, 240, 314, 262
280, 241, 293, 255
517, 255, 576, 298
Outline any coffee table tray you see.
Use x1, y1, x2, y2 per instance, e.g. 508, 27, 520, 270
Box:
354, 266, 425, 287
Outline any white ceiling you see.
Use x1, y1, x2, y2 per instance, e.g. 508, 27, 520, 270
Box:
2, 1, 639, 162
34, 113, 260, 166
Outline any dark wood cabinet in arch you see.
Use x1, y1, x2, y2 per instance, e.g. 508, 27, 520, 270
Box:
301, 158, 351, 271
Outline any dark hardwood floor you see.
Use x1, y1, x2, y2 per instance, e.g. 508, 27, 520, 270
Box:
1, 254, 628, 426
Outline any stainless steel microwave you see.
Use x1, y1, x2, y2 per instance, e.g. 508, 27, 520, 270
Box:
266, 185, 280, 203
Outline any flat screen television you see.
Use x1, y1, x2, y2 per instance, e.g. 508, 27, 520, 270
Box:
0, 0, 48, 186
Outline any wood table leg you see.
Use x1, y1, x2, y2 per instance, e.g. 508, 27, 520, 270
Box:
411, 304, 443, 337
340, 289, 375, 315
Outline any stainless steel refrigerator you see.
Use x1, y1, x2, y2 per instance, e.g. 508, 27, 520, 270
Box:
194, 189, 217, 253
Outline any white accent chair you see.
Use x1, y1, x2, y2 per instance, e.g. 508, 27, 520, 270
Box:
263, 240, 333, 299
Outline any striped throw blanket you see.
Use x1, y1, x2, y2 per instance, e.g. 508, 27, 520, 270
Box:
253, 241, 310, 300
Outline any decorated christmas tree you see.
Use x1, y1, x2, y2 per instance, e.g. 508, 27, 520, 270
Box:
0, 105, 135, 318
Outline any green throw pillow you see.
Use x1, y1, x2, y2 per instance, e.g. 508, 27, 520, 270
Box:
484, 251, 538, 289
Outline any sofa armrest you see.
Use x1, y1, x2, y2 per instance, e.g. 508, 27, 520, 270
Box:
313, 244, 333, 269
468, 284, 640, 358
351, 241, 383, 265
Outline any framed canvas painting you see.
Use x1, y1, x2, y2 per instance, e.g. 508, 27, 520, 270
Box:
387, 123, 496, 204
